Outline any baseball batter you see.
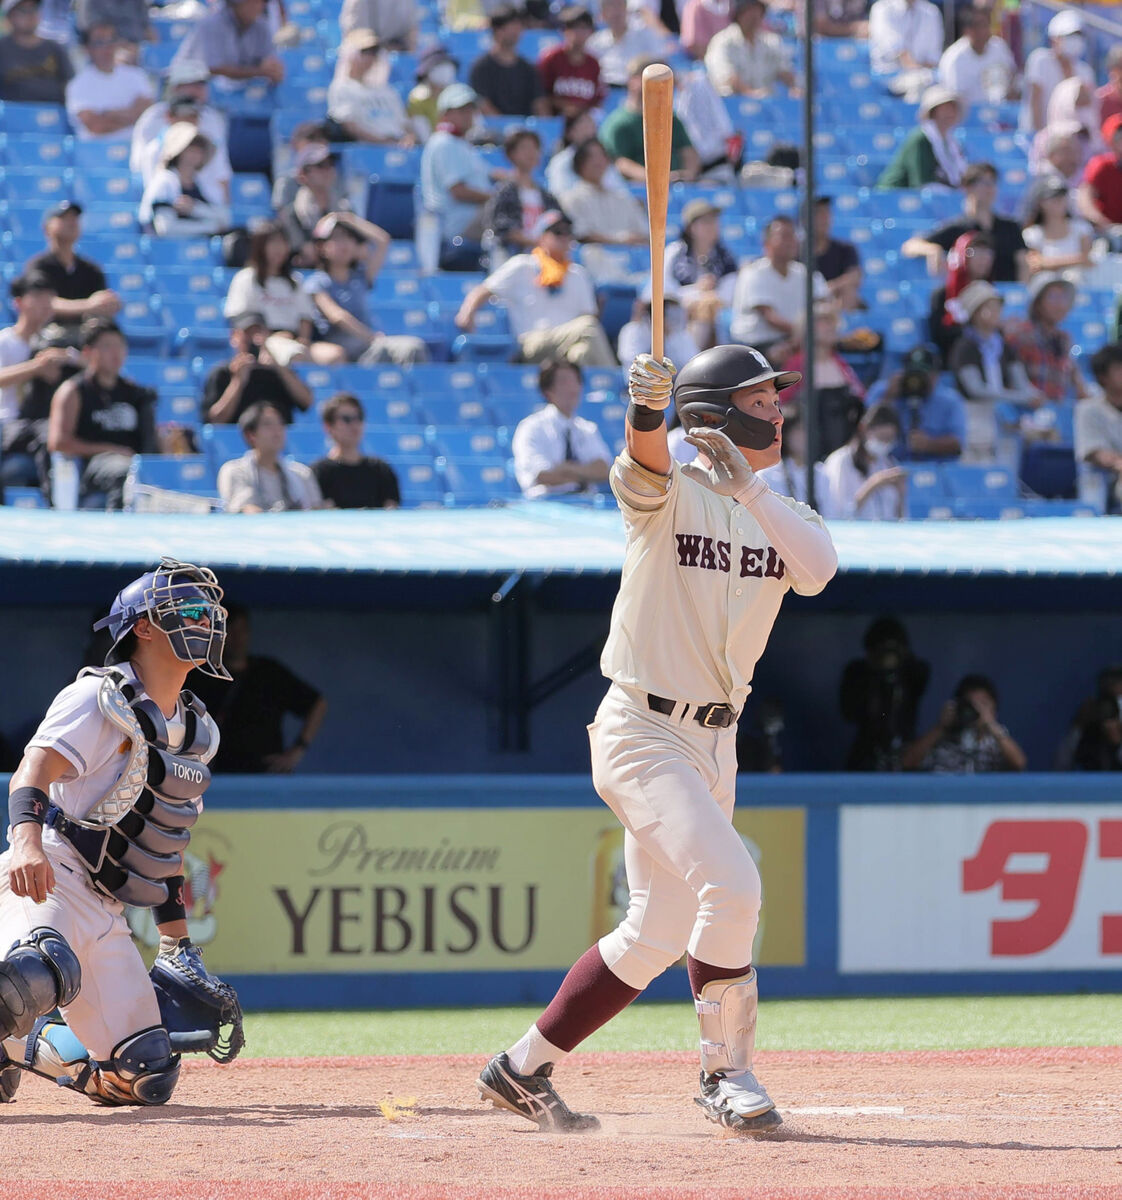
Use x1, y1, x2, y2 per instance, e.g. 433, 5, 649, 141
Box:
478, 345, 837, 1133
0, 558, 243, 1107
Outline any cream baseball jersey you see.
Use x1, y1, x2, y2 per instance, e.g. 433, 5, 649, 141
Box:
602, 461, 831, 710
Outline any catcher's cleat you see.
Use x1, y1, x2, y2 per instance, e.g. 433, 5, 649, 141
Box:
477, 1052, 600, 1133
0, 1047, 20, 1103
694, 1069, 783, 1134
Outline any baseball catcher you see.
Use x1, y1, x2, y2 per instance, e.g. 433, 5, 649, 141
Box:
478, 346, 836, 1132
1, 558, 244, 1107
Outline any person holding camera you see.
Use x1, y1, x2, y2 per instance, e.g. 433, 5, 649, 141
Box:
864, 344, 966, 462
839, 616, 930, 771
200, 313, 314, 426
1056, 665, 1122, 770
901, 674, 1026, 773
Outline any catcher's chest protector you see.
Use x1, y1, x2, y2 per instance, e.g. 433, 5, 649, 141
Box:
48, 668, 217, 908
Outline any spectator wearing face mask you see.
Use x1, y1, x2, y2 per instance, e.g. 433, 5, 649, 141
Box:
616, 283, 699, 370
408, 45, 459, 140
819, 404, 907, 521
1020, 9, 1094, 135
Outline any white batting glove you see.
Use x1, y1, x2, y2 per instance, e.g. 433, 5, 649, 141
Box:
628, 354, 676, 411
681, 426, 765, 503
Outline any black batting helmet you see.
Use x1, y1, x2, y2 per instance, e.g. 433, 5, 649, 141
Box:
674, 344, 800, 450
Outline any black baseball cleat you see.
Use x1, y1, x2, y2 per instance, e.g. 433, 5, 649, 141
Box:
0, 1047, 20, 1103
477, 1052, 600, 1133
694, 1069, 783, 1134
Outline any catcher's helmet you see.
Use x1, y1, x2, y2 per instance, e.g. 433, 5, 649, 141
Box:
674, 344, 801, 451
92, 557, 230, 679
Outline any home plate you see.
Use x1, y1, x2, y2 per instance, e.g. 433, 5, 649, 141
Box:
786, 1105, 907, 1116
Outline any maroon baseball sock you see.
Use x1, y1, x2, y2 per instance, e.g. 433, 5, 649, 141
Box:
536, 944, 642, 1053
687, 954, 752, 1000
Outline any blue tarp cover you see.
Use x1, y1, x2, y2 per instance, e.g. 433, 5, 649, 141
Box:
0, 508, 1119, 577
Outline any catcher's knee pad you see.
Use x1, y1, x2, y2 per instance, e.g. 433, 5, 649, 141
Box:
0, 927, 82, 1039
90, 1027, 180, 1106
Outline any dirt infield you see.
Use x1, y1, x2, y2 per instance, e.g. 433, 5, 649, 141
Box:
5, 1048, 1122, 1200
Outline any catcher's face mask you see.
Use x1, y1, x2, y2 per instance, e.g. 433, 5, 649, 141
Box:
146, 567, 230, 680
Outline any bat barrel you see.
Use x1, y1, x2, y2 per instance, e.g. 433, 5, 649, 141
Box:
642, 64, 674, 365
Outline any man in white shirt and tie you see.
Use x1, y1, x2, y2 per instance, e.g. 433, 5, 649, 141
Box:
511, 358, 613, 498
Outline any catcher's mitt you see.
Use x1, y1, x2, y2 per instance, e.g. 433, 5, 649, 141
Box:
150, 937, 245, 1064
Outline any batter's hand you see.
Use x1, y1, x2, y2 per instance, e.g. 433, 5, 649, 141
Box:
8, 827, 55, 904
628, 354, 676, 411
681, 427, 756, 496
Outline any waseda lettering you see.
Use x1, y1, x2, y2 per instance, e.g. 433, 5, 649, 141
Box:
676, 532, 785, 579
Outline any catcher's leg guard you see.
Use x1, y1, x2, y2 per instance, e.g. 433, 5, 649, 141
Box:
85, 1027, 181, 1106
0, 928, 81, 1040
693, 969, 781, 1132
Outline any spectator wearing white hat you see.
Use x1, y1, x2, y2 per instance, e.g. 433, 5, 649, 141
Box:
172, 0, 285, 89
419, 82, 496, 270
937, 7, 1016, 108
868, 0, 943, 101
138, 123, 232, 238
876, 85, 966, 189
66, 20, 155, 142
327, 29, 416, 147
0, 0, 73, 103
948, 280, 1043, 463
455, 210, 618, 366
1020, 9, 1094, 135
131, 61, 231, 199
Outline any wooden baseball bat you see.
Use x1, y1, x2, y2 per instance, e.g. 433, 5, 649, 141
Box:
642, 63, 674, 364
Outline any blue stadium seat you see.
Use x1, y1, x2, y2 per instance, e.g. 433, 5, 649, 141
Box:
283, 427, 330, 461
940, 464, 1017, 500
200, 425, 246, 473
0, 166, 71, 204
103, 265, 151, 296
363, 425, 430, 457
596, 283, 637, 344
371, 271, 427, 303
73, 171, 142, 207
361, 392, 422, 424
479, 363, 540, 396
0, 102, 68, 135
3, 486, 46, 508
950, 497, 1027, 519
1019, 498, 1098, 518
442, 458, 519, 505
273, 80, 328, 111
414, 390, 494, 426
365, 179, 416, 239
394, 458, 447, 507
1020, 443, 1077, 499
158, 267, 228, 298
230, 173, 273, 212
227, 114, 274, 175
584, 367, 625, 393
142, 235, 224, 268
72, 140, 129, 170
4, 134, 73, 168
156, 392, 202, 429
131, 455, 215, 493
385, 239, 418, 270
344, 145, 421, 181
78, 208, 137, 237
427, 425, 502, 459
163, 297, 229, 353
450, 332, 515, 362
117, 296, 169, 354
488, 394, 542, 430
906, 464, 950, 519
423, 273, 486, 304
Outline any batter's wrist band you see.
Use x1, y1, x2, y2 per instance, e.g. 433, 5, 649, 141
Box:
8, 786, 49, 828
153, 875, 187, 926
627, 402, 664, 432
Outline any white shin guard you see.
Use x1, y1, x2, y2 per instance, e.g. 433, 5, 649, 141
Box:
694, 968, 758, 1076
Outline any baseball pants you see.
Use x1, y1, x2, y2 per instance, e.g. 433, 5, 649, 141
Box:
588, 683, 762, 991
0, 846, 161, 1060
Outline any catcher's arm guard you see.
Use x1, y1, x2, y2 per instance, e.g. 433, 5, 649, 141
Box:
149, 937, 245, 1064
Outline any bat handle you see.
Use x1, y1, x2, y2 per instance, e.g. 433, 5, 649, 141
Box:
650, 273, 664, 364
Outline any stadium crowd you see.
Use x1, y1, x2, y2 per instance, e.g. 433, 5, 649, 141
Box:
0, 0, 1120, 517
